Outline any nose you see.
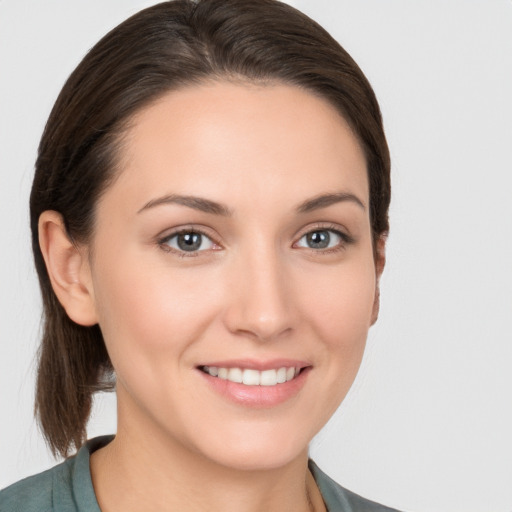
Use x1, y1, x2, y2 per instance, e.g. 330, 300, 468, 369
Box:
223, 245, 295, 342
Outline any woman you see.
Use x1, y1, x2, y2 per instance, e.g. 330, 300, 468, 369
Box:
0, 0, 397, 510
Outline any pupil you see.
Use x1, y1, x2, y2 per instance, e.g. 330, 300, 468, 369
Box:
177, 232, 201, 251
307, 231, 329, 249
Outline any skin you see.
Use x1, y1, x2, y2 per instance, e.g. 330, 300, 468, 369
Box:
39, 81, 385, 512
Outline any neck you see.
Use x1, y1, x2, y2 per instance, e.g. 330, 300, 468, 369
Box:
90, 397, 325, 512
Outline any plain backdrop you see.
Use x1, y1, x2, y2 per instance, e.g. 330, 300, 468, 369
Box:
1, 1, 511, 511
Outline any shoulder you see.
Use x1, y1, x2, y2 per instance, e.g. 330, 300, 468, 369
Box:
0, 436, 112, 512
309, 460, 403, 512
0, 460, 70, 512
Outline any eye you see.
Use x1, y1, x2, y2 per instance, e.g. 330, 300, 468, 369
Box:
160, 230, 217, 254
295, 228, 348, 250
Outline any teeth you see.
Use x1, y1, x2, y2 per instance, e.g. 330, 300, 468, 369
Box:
260, 369, 278, 386
227, 367, 243, 383
242, 369, 260, 386
205, 366, 300, 386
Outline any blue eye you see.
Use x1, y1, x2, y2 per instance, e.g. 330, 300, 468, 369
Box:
162, 231, 215, 253
296, 229, 344, 250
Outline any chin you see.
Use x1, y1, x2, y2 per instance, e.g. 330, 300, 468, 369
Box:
189, 424, 313, 472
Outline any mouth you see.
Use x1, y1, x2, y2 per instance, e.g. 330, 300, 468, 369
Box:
197, 361, 311, 407
199, 365, 303, 387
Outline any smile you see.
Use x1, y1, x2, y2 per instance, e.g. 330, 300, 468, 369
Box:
200, 366, 301, 386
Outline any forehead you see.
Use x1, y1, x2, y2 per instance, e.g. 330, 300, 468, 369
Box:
105, 81, 369, 214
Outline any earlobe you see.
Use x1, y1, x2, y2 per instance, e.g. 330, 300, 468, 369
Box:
38, 210, 98, 326
371, 235, 387, 326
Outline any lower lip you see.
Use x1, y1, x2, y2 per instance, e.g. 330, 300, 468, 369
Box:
198, 368, 311, 408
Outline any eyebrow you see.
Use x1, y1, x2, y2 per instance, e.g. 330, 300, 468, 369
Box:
137, 194, 233, 216
137, 191, 365, 216
296, 192, 366, 213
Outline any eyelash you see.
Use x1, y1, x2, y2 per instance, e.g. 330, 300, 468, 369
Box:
157, 227, 219, 258
157, 224, 354, 258
294, 223, 355, 254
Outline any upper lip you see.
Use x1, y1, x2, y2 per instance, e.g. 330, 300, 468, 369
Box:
197, 359, 311, 371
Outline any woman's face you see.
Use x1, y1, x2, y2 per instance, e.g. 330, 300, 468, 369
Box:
86, 82, 381, 470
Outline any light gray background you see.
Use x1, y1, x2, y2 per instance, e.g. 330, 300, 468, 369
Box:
1, 1, 511, 511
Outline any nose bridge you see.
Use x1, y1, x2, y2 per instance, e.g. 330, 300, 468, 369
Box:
224, 236, 293, 341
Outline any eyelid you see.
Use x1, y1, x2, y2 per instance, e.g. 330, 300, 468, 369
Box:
157, 225, 222, 256
292, 223, 355, 251
155, 222, 354, 257
294, 222, 354, 242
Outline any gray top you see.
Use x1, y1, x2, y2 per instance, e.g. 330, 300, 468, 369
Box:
0, 436, 401, 511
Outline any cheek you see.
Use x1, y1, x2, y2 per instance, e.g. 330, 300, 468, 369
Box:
90, 257, 224, 423
297, 254, 377, 397
302, 259, 376, 341
91, 252, 222, 360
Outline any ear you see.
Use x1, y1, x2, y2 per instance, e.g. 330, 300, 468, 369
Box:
38, 210, 98, 326
370, 234, 387, 326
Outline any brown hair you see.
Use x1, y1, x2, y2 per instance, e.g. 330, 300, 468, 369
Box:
30, 0, 390, 457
